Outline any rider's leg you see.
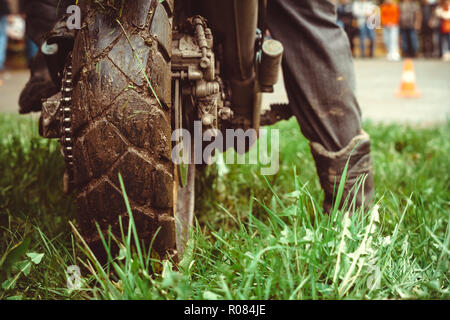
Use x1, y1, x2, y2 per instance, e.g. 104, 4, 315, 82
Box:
267, 0, 374, 213
19, 51, 58, 114
21, 0, 65, 46
19, 0, 72, 113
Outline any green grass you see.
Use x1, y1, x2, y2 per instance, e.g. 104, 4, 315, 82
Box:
0, 113, 448, 300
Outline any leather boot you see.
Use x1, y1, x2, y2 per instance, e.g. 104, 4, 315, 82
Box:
19, 51, 58, 114
310, 131, 375, 213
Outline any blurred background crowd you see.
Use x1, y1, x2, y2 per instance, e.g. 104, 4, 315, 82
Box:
0, 0, 450, 88
335, 0, 450, 61
0, 0, 38, 86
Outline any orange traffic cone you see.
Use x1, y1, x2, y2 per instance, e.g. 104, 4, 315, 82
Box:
396, 59, 421, 98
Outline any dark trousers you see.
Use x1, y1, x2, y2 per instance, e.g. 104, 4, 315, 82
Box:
421, 28, 435, 58
358, 24, 376, 58
344, 25, 357, 55
441, 33, 450, 55
267, 0, 363, 152
400, 28, 419, 58
22, 0, 73, 45
267, 0, 374, 210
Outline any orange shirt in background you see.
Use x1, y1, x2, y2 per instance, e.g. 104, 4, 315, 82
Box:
380, 3, 400, 26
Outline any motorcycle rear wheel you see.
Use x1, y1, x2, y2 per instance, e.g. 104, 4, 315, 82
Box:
69, 0, 178, 262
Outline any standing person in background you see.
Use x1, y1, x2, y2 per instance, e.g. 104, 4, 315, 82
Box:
353, 0, 377, 58
338, 0, 357, 55
399, 0, 422, 58
381, 0, 401, 60
436, 0, 450, 61
421, 0, 439, 58
0, 0, 10, 87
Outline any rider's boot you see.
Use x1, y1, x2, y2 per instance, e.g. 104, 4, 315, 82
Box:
310, 130, 375, 214
19, 51, 58, 114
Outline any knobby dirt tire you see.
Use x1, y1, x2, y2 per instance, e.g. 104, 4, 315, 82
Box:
69, 0, 176, 262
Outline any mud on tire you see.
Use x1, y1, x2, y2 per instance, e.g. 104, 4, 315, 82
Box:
70, 0, 176, 262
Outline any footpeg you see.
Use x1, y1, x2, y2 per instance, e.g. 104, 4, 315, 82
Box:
39, 92, 62, 139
